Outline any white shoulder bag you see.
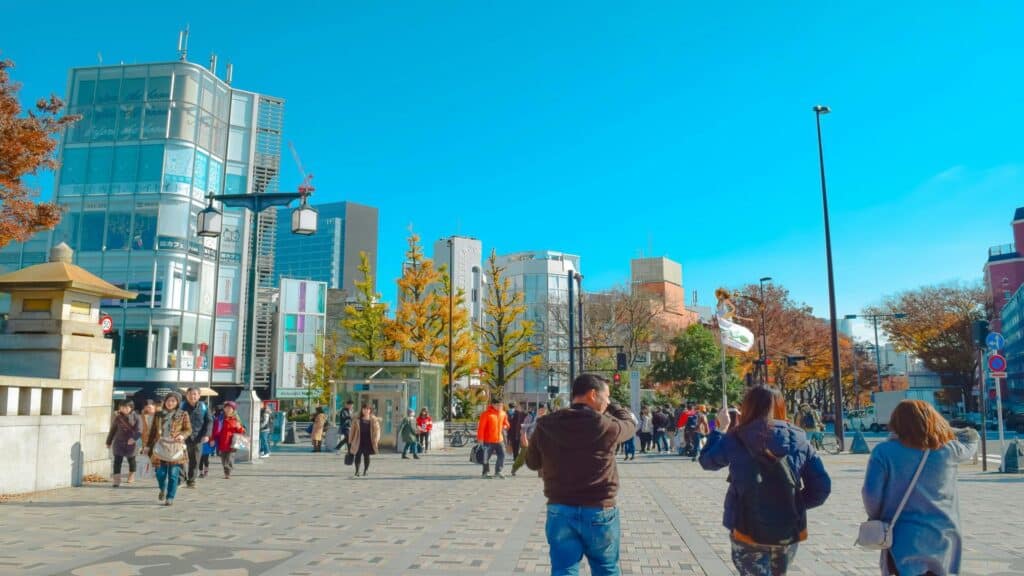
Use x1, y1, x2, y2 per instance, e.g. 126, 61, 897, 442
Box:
856, 449, 930, 549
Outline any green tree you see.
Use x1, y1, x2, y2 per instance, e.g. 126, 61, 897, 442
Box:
0, 59, 78, 249
478, 250, 541, 402
300, 334, 345, 406
342, 252, 393, 361
649, 324, 744, 406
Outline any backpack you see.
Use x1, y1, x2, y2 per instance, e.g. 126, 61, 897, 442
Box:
733, 437, 804, 546
685, 414, 698, 429
801, 411, 817, 429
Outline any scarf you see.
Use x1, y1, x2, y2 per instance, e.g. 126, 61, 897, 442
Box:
161, 409, 181, 439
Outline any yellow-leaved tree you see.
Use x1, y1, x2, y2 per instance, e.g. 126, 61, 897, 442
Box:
300, 333, 345, 406
436, 266, 479, 386
478, 250, 542, 402
342, 251, 395, 361
387, 233, 444, 361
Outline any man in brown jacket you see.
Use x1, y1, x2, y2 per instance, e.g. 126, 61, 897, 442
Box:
525, 373, 636, 576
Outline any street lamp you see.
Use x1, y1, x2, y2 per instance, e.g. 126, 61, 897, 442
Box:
445, 237, 454, 421
197, 185, 317, 462
813, 104, 845, 451
844, 313, 907, 395
575, 273, 583, 370
758, 276, 772, 385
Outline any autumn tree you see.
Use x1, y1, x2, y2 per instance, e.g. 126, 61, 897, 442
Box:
436, 267, 478, 385
478, 250, 542, 402
649, 323, 744, 406
300, 333, 345, 407
867, 283, 984, 410
342, 252, 394, 361
0, 59, 77, 248
386, 234, 445, 361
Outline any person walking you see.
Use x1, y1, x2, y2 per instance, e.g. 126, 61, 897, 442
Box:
638, 407, 653, 454
512, 404, 548, 476
678, 403, 697, 456
201, 405, 222, 478
182, 387, 213, 489
311, 406, 328, 452
861, 400, 979, 576
259, 406, 273, 458
335, 400, 354, 453
691, 405, 710, 462
525, 374, 636, 576
622, 411, 638, 461
416, 408, 433, 452
698, 386, 831, 576
798, 404, 824, 451
651, 407, 668, 454
144, 392, 192, 506
106, 400, 142, 487
507, 402, 528, 463
477, 397, 510, 479
400, 409, 421, 459
347, 404, 381, 477
213, 401, 246, 479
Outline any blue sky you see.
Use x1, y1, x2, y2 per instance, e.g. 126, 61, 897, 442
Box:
6, 2, 1024, 340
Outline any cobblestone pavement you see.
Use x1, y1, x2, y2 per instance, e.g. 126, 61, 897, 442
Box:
1, 445, 1022, 576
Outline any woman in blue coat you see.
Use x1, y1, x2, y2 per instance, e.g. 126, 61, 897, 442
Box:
699, 386, 832, 575
861, 400, 978, 576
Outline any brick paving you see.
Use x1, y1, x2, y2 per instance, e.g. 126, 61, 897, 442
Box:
1, 444, 1022, 575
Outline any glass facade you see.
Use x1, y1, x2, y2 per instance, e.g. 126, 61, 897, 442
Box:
47, 62, 276, 388
275, 278, 327, 399
1001, 284, 1024, 404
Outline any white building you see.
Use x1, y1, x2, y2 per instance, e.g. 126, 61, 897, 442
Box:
494, 250, 580, 405
432, 236, 483, 325
273, 278, 327, 403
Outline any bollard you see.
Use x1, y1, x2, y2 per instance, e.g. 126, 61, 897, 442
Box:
850, 430, 871, 454
284, 421, 297, 444
1003, 440, 1021, 473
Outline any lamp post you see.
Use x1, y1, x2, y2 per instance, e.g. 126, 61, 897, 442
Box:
813, 104, 845, 451
567, 270, 575, 384
546, 367, 555, 409
446, 237, 454, 421
575, 273, 584, 370
197, 186, 317, 462
758, 276, 772, 385
844, 313, 907, 395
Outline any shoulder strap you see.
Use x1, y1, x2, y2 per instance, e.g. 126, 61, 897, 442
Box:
891, 449, 930, 527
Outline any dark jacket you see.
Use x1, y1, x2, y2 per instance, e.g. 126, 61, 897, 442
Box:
698, 419, 831, 535
651, 411, 669, 432
337, 407, 353, 433
184, 400, 213, 443
525, 403, 636, 508
105, 412, 142, 457
508, 409, 528, 441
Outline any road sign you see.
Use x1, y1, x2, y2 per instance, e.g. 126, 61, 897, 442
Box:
99, 314, 113, 334
986, 332, 1005, 351
988, 354, 1007, 373
991, 371, 1007, 379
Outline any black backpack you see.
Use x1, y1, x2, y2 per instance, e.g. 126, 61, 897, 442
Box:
733, 437, 804, 546
685, 414, 698, 429
801, 411, 816, 429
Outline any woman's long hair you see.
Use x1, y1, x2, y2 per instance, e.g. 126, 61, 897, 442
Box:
730, 386, 787, 434
888, 399, 954, 450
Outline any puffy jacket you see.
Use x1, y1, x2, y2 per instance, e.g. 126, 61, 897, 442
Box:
214, 415, 246, 453
477, 405, 509, 444
698, 419, 831, 536
184, 400, 213, 443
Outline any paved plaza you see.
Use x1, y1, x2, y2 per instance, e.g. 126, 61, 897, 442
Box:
1, 445, 1022, 576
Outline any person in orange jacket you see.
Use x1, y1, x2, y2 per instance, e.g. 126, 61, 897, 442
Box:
476, 397, 510, 478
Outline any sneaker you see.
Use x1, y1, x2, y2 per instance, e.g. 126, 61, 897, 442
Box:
402, 455, 408, 459
413, 454, 419, 459
158, 491, 165, 501
164, 499, 173, 507
186, 481, 196, 489
495, 472, 505, 479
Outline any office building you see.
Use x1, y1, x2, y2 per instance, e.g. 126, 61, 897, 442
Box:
432, 236, 483, 326
494, 250, 580, 405
1000, 283, 1024, 405
274, 201, 378, 294
6, 56, 286, 398
273, 278, 327, 402
984, 207, 1024, 333
630, 256, 698, 333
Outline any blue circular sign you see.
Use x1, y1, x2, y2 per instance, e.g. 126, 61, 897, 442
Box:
989, 354, 1007, 372
986, 332, 1005, 351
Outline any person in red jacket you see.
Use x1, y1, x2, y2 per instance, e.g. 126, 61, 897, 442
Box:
214, 401, 246, 479
477, 398, 510, 478
416, 408, 433, 452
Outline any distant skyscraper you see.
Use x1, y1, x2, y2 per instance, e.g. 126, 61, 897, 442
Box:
495, 250, 580, 405
432, 236, 483, 326
274, 201, 378, 294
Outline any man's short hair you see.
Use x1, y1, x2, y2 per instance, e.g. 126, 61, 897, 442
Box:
345, 399, 354, 405
491, 397, 503, 405
571, 373, 608, 399
186, 387, 201, 394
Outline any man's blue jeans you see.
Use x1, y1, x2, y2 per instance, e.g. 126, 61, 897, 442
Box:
654, 431, 668, 452
482, 442, 505, 474
259, 431, 271, 455
545, 504, 621, 576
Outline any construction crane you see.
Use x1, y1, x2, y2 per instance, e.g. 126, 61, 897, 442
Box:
288, 141, 315, 198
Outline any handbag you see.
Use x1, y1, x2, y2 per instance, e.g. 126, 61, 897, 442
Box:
856, 449, 930, 550
344, 452, 355, 466
153, 438, 186, 462
231, 433, 250, 452
470, 444, 485, 465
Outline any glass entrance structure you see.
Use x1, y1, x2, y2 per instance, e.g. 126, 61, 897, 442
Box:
337, 362, 444, 450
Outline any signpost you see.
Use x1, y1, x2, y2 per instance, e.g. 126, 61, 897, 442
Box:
987, 342, 1008, 471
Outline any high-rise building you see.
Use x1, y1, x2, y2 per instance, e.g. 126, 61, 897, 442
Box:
432, 236, 483, 326
495, 250, 580, 405
274, 278, 327, 401
274, 201, 378, 294
2, 57, 287, 398
984, 207, 1024, 333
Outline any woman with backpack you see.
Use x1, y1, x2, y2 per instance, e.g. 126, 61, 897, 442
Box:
699, 386, 831, 575
861, 400, 978, 576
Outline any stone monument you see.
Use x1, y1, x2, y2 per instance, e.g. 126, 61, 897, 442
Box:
0, 243, 135, 494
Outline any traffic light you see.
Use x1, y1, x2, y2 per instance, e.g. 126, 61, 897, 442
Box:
786, 355, 806, 366
972, 320, 989, 349
616, 352, 628, 371
613, 372, 621, 383
547, 385, 558, 397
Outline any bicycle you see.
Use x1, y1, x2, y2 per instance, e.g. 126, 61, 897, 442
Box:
447, 423, 477, 448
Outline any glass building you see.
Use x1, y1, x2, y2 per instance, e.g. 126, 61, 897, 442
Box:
1001, 283, 1024, 406
9, 60, 286, 396
494, 250, 580, 405
274, 201, 378, 293
274, 278, 327, 401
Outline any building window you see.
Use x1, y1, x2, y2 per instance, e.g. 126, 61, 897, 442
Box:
86, 146, 114, 194
105, 211, 132, 250
80, 212, 106, 251
142, 103, 168, 139
22, 298, 51, 313
133, 207, 157, 250
92, 105, 116, 142
117, 105, 142, 141
147, 75, 171, 100
70, 301, 92, 316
